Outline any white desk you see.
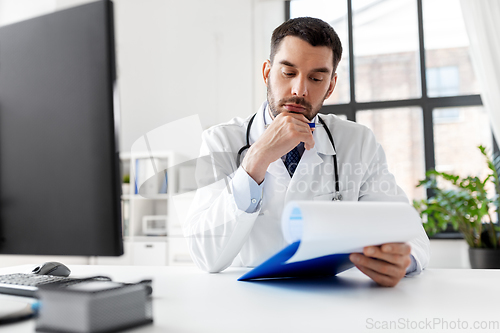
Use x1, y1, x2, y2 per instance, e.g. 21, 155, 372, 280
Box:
1, 265, 500, 333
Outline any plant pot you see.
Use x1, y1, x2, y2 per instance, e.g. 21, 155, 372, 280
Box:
468, 248, 500, 269
122, 183, 130, 195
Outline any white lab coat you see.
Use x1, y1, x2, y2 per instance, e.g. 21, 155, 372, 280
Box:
184, 102, 430, 274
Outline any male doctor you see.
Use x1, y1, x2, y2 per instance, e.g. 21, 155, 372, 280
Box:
185, 17, 430, 287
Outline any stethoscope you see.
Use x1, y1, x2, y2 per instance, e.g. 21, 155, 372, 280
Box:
236, 112, 343, 201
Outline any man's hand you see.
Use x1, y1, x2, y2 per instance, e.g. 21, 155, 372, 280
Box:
349, 243, 412, 287
241, 112, 314, 184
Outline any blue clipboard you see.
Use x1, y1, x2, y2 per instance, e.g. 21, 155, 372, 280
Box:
238, 241, 354, 281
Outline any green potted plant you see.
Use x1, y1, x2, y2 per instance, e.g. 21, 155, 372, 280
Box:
413, 145, 500, 268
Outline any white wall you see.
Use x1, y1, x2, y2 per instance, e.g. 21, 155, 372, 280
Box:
253, 0, 285, 110
113, 0, 284, 151
114, 0, 252, 151
428, 239, 471, 269
0, 0, 56, 24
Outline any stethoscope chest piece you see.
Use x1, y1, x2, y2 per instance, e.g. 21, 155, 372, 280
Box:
332, 191, 343, 201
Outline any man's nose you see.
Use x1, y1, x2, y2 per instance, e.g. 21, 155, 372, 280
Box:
291, 76, 308, 97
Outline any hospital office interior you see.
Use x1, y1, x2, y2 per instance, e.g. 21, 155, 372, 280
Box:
0, 0, 497, 270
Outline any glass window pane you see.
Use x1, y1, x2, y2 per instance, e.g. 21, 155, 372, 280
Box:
423, 0, 480, 97
356, 108, 426, 201
290, 0, 350, 104
353, 0, 421, 102
433, 106, 492, 179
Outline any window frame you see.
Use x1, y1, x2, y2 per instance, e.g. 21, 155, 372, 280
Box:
286, 0, 498, 239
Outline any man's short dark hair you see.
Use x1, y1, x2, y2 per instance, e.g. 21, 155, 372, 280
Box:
270, 17, 342, 73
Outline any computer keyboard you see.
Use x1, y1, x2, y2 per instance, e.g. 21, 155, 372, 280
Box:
0, 273, 76, 298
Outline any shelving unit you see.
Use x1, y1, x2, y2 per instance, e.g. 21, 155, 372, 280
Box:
94, 151, 194, 266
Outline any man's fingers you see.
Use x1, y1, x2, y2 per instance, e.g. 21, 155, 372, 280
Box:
277, 111, 310, 123
350, 253, 406, 287
363, 246, 411, 269
257, 111, 316, 159
352, 263, 400, 287
350, 253, 405, 278
380, 243, 411, 256
363, 247, 402, 267
281, 118, 315, 150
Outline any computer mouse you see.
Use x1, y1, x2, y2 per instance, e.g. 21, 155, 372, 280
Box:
32, 262, 71, 277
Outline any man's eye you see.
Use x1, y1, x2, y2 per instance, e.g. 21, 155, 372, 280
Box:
283, 72, 295, 77
311, 77, 323, 82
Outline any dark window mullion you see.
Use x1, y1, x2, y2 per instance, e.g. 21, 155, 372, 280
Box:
347, 0, 356, 122
321, 104, 351, 115
321, 95, 483, 116
417, 0, 428, 101
427, 94, 482, 108
417, 0, 435, 173
422, 106, 436, 172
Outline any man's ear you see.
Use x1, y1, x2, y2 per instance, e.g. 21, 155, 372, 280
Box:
325, 73, 338, 100
262, 60, 271, 86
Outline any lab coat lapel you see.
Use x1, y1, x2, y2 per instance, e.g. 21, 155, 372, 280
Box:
291, 123, 336, 182
284, 147, 322, 203
313, 120, 336, 156
289, 146, 322, 184
285, 122, 336, 203
267, 158, 291, 188
248, 103, 266, 146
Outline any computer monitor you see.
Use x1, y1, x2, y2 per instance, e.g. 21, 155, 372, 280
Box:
0, 0, 123, 256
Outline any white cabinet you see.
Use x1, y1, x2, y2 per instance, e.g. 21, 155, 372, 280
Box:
169, 192, 196, 265
167, 237, 193, 266
132, 240, 168, 266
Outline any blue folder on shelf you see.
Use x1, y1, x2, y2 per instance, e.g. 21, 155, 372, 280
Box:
238, 241, 354, 281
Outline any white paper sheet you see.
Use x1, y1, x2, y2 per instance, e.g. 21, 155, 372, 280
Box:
281, 201, 423, 264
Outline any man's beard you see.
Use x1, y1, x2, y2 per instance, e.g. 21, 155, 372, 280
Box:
266, 78, 325, 121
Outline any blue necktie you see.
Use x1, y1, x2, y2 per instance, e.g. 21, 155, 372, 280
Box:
284, 146, 301, 177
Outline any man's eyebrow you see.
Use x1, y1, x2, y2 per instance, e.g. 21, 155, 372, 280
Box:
311, 67, 331, 74
279, 60, 331, 74
279, 60, 296, 68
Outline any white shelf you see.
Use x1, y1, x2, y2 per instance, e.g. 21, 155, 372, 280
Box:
131, 236, 169, 242
129, 194, 169, 200
100, 150, 194, 267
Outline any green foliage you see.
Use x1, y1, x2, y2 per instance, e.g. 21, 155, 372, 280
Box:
123, 174, 130, 184
413, 145, 500, 248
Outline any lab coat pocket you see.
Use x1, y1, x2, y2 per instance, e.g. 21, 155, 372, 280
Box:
313, 192, 334, 201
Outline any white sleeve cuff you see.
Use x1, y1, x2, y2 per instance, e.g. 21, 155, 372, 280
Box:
405, 254, 421, 277
231, 167, 264, 213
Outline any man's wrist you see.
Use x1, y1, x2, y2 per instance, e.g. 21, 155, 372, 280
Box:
241, 145, 269, 184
